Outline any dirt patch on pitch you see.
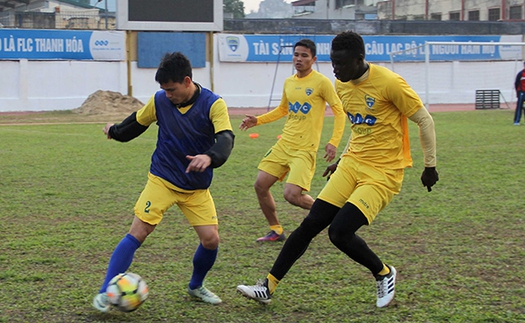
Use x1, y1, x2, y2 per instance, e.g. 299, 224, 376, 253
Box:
71, 90, 144, 116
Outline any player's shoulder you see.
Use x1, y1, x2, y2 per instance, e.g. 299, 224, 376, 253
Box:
370, 64, 398, 77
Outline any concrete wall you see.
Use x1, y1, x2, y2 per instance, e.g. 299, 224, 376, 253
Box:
3, 18, 525, 112
1, 40, 521, 112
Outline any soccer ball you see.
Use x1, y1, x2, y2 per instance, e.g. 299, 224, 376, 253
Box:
106, 272, 149, 312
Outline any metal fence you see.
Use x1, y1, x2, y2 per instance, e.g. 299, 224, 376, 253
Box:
0, 11, 115, 30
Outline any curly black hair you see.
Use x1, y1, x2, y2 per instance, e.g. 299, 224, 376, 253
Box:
331, 31, 365, 59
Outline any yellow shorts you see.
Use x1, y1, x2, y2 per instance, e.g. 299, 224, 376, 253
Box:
258, 141, 316, 191
317, 156, 404, 224
134, 173, 218, 227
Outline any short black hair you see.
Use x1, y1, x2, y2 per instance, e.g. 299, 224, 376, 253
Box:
331, 31, 365, 59
295, 38, 316, 57
155, 52, 193, 84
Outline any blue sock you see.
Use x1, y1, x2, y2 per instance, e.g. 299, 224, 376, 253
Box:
188, 243, 218, 290
99, 233, 141, 293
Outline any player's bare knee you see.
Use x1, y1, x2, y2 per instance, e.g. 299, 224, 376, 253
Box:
199, 232, 220, 249
254, 181, 270, 195
129, 217, 156, 243
283, 191, 301, 206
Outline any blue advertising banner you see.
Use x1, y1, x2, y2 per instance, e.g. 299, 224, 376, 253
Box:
218, 34, 523, 62
0, 29, 125, 60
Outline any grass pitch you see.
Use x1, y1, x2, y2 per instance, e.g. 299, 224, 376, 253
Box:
0, 109, 524, 322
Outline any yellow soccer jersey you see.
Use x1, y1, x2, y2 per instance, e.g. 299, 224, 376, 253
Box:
336, 64, 423, 169
257, 70, 345, 151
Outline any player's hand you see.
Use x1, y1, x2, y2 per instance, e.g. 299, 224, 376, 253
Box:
103, 123, 114, 139
186, 154, 212, 173
322, 159, 340, 180
421, 167, 439, 192
239, 114, 257, 131
324, 143, 336, 162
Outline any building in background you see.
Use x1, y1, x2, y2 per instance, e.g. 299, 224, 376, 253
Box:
257, 0, 525, 21
376, 0, 524, 21
0, 0, 114, 29
290, 0, 378, 19
1, 0, 524, 28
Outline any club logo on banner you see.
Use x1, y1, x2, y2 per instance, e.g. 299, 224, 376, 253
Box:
227, 36, 239, 52
218, 34, 249, 62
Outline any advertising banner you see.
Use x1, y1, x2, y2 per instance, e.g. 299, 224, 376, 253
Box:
0, 29, 125, 60
218, 34, 523, 62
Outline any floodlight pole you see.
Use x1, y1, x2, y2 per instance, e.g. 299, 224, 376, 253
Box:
104, 0, 108, 29
96, 0, 108, 29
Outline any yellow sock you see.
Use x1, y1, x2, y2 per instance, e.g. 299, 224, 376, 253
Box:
270, 225, 283, 235
266, 273, 280, 295
377, 263, 390, 276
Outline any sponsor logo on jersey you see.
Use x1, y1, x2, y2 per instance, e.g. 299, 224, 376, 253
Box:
346, 112, 377, 126
289, 101, 312, 114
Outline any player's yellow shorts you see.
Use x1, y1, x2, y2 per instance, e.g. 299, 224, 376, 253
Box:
134, 172, 218, 227
317, 156, 404, 224
258, 140, 316, 191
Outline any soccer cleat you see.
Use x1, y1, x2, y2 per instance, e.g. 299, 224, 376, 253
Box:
256, 230, 286, 242
92, 292, 110, 313
236, 279, 272, 305
187, 286, 222, 305
375, 265, 397, 308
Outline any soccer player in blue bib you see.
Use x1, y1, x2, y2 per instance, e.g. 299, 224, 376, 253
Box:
237, 31, 439, 308
93, 52, 234, 311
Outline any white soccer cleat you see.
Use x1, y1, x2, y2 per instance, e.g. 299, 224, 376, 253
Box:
236, 279, 272, 305
92, 292, 110, 313
375, 265, 396, 308
187, 286, 222, 305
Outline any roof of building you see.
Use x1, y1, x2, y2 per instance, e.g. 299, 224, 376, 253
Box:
0, 0, 39, 12
0, 0, 100, 12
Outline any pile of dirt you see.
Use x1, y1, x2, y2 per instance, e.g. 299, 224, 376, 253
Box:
72, 90, 144, 116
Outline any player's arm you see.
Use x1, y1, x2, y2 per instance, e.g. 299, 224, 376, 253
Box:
256, 104, 288, 125
408, 107, 439, 192
205, 130, 235, 168
239, 104, 287, 130
205, 98, 235, 168
106, 112, 149, 142
186, 99, 234, 172
325, 80, 346, 148
256, 86, 289, 125
323, 80, 346, 161
322, 133, 351, 179
104, 95, 156, 142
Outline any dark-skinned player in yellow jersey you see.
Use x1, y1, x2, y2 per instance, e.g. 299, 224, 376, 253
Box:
237, 31, 439, 308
